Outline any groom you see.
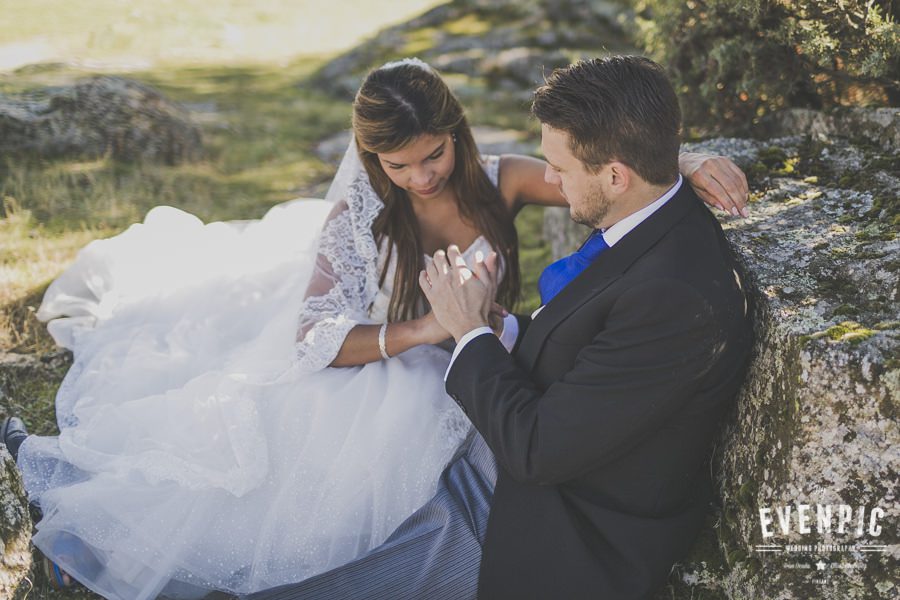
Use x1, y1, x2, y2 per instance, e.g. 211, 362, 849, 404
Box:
418, 55, 753, 598
248, 56, 751, 600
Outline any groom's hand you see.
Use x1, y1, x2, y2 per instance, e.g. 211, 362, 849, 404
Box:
419, 245, 498, 343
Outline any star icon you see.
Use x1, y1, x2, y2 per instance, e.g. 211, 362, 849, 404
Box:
815, 560, 827, 571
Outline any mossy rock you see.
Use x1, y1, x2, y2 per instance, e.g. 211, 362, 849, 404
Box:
545, 123, 899, 598
0, 448, 32, 599
307, 0, 637, 102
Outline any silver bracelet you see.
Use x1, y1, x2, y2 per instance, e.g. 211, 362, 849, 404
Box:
378, 323, 390, 360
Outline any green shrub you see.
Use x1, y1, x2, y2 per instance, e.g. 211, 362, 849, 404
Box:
634, 0, 900, 135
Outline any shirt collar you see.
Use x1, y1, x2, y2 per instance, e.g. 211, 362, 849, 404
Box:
600, 174, 683, 247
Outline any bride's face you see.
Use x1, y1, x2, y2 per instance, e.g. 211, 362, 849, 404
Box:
377, 133, 456, 202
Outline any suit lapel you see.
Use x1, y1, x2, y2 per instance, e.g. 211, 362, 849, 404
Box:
516, 184, 700, 371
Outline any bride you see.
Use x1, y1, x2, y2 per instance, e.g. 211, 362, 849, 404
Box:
4, 58, 748, 599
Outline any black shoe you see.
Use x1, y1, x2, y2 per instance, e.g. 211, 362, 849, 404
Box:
1, 416, 28, 461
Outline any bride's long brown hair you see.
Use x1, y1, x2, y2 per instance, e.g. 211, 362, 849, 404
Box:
352, 62, 521, 323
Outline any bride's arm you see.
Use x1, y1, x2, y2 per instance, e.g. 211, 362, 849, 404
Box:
328, 313, 448, 367
496, 153, 749, 216
293, 198, 398, 373
295, 196, 509, 370
330, 303, 509, 366
293, 198, 453, 370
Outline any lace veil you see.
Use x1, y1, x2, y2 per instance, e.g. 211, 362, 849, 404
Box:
294, 58, 435, 373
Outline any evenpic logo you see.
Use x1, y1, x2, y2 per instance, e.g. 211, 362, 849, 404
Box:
758, 504, 886, 538
751, 502, 894, 583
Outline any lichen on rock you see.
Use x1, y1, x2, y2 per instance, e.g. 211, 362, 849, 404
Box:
0, 447, 32, 599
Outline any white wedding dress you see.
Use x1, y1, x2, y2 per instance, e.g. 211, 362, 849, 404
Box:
17, 157, 503, 599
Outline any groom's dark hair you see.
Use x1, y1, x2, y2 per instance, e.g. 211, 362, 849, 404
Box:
532, 56, 681, 185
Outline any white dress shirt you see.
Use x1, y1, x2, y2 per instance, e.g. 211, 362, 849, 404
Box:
445, 175, 683, 380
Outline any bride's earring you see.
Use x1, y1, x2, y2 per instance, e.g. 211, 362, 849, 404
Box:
452, 133, 458, 143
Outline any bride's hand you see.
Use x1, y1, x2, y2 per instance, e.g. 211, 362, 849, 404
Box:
419, 311, 452, 345
680, 152, 749, 218
488, 302, 509, 337
418, 302, 506, 345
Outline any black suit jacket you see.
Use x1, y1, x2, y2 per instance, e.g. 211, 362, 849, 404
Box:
445, 183, 752, 599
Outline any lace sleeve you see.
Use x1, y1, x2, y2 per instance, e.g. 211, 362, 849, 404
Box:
294, 173, 384, 373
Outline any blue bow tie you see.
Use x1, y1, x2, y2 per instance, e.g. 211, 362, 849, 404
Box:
538, 230, 609, 305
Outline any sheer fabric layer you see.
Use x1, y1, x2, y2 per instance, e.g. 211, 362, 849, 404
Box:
19, 156, 500, 599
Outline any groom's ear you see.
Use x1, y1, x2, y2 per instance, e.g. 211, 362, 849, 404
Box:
606, 161, 631, 193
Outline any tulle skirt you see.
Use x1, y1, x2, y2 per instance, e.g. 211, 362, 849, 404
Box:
17, 200, 471, 599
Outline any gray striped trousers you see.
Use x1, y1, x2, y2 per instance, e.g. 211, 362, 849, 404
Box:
243, 432, 496, 600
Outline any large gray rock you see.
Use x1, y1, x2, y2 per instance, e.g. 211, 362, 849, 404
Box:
761, 107, 900, 151
431, 49, 489, 78
484, 48, 571, 88
544, 123, 899, 599
308, 0, 637, 100
710, 144, 898, 600
0, 76, 204, 165
0, 446, 31, 599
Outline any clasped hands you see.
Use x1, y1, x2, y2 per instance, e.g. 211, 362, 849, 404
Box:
419, 246, 502, 343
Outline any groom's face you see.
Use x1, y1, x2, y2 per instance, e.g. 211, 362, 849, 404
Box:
541, 125, 612, 228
